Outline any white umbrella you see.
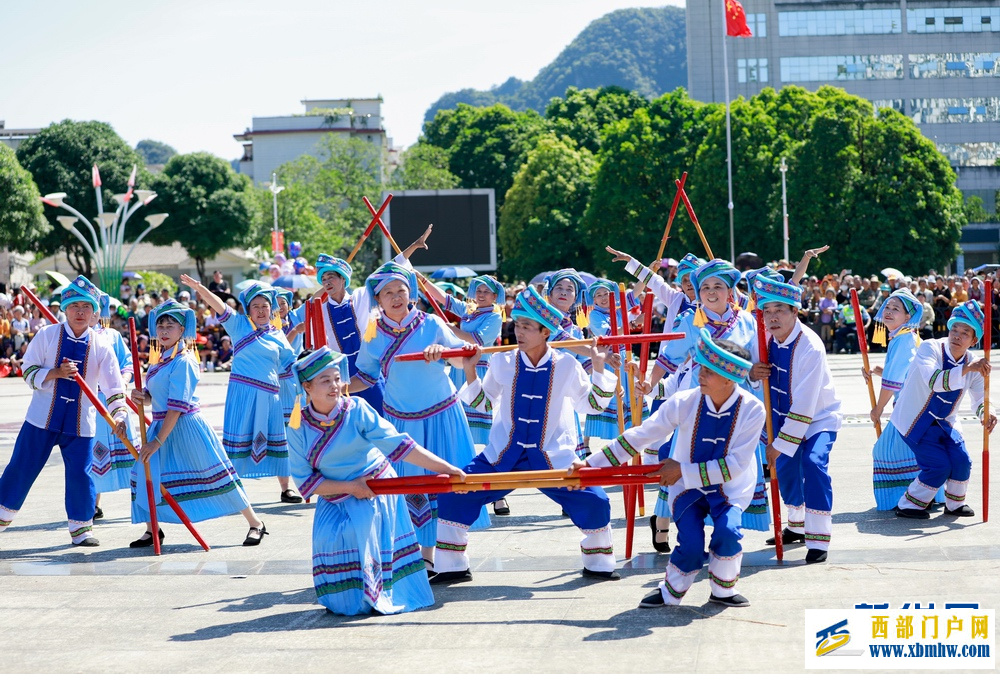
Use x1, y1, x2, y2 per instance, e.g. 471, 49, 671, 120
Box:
881, 267, 904, 279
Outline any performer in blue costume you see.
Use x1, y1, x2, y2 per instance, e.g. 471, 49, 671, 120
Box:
592, 330, 765, 608
275, 288, 305, 426
892, 301, 996, 520
181, 274, 301, 504
638, 259, 769, 546
288, 347, 465, 614
128, 299, 266, 548
350, 261, 489, 570
752, 275, 842, 564
310, 227, 432, 416
432, 287, 619, 585
89, 293, 137, 517
0, 276, 129, 547
864, 288, 945, 509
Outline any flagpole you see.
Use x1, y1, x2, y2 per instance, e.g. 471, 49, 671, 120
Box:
722, 0, 735, 263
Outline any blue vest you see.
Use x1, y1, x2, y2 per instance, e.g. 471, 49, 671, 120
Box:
767, 331, 801, 435
328, 300, 385, 414
904, 343, 965, 443
492, 355, 556, 472
48, 328, 90, 436
672, 395, 743, 518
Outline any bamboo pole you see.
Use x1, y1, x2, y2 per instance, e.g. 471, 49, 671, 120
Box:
676, 181, 715, 259
654, 172, 688, 263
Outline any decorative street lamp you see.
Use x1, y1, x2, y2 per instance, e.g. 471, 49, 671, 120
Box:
268, 172, 285, 255
779, 157, 789, 263
40, 164, 167, 292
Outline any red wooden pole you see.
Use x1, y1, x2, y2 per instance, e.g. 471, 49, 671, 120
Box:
20, 286, 210, 551
129, 318, 161, 555
983, 280, 991, 523
303, 297, 313, 351
756, 308, 784, 562
346, 194, 392, 264
636, 292, 655, 516
654, 172, 688, 264
619, 285, 640, 559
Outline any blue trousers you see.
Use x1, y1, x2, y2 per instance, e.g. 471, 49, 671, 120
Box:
0, 422, 96, 524
670, 493, 742, 574
437, 451, 611, 531
776, 431, 835, 511
903, 423, 972, 488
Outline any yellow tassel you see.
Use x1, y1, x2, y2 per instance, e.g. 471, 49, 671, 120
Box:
575, 307, 589, 329
288, 396, 302, 430
872, 322, 887, 347
466, 299, 478, 314
363, 316, 377, 342
693, 305, 708, 328
746, 295, 756, 312
148, 340, 160, 365
494, 303, 506, 323
271, 314, 282, 331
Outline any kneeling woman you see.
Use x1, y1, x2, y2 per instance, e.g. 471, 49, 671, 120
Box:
129, 300, 267, 547
288, 347, 465, 616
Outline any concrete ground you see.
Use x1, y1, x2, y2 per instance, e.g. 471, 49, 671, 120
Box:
0, 352, 997, 673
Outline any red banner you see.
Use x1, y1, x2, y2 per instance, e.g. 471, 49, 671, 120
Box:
725, 0, 753, 37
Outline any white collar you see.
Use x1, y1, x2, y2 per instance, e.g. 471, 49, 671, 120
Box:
63, 321, 91, 341
519, 347, 553, 369
704, 387, 740, 414
772, 320, 802, 346
381, 308, 419, 329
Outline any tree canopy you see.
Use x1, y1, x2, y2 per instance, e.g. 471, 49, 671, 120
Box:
144, 152, 259, 277
136, 139, 177, 165
0, 143, 48, 255
16, 119, 151, 277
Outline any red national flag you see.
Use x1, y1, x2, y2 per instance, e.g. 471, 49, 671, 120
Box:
725, 0, 753, 37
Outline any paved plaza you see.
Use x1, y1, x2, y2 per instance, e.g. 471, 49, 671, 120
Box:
0, 353, 997, 673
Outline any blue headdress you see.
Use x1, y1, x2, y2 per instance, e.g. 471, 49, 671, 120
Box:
693, 328, 752, 384
873, 288, 923, 346
752, 275, 804, 310
586, 279, 618, 308
60, 275, 101, 312
238, 282, 278, 312
511, 286, 564, 334
693, 259, 742, 291
295, 346, 350, 385
676, 253, 706, 285
544, 268, 587, 328
948, 300, 986, 341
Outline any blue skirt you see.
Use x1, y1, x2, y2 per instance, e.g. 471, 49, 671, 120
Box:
873, 423, 944, 510
222, 378, 289, 479
385, 401, 490, 547
90, 394, 136, 493
311, 489, 433, 616
449, 363, 492, 444
131, 412, 251, 524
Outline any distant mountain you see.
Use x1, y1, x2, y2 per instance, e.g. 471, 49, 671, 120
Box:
425, 5, 687, 122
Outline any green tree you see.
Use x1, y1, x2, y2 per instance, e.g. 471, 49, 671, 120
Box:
963, 195, 993, 224
545, 86, 648, 154
136, 139, 177, 165
498, 134, 596, 281
16, 120, 150, 277
390, 144, 459, 190
257, 135, 385, 275
145, 152, 260, 278
0, 143, 49, 253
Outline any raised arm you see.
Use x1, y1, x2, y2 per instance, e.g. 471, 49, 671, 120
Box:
791, 245, 830, 285
180, 274, 226, 316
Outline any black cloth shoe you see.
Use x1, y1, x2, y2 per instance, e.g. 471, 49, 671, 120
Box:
429, 569, 473, 585
243, 523, 268, 546
710, 593, 750, 607
582, 568, 621, 581
280, 489, 303, 504
93, 506, 104, 521
894, 505, 930, 520
639, 590, 667, 608
765, 528, 805, 545
129, 529, 164, 548
424, 559, 436, 580
73, 537, 100, 547
650, 516, 671, 553
492, 499, 510, 516
805, 549, 828, 564
944, 504, 975, 517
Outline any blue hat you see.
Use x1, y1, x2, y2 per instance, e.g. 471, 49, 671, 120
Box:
752, 275, 804, 309
60, 275, 101, 312
468, 275, 505, 306
544, 269, 586, 309
744, 267, 783, 298
694, 328, 752, 383
150, 299, 197, 341
316, 254, 352, 288
676, 253, 706, 284
875, 288, 923, 331
586, 279, 618, 306
238, 282, 278, 313
693, 259, 741, 290
294, 346, 350, 384
365, 262, 418, 311
511, 286, 563, 333
274, 288, 294, 307
948, 300, 985, 340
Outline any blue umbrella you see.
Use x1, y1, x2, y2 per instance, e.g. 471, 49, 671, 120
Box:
271, 274, 320, 290
429, 266, 477, 279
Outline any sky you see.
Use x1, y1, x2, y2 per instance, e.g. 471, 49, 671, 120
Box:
0, 0, 684, 161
